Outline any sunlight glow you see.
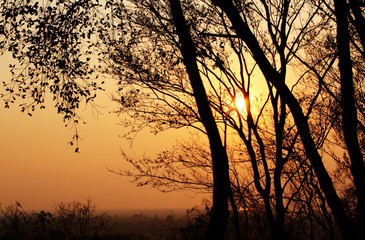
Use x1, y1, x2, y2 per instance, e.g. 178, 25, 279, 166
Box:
234, 92, 247, 114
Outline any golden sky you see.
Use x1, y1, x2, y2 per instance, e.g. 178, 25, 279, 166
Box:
0, 54, 206, 211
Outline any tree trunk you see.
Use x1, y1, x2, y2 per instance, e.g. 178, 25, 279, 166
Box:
334, 0, 365, 238
349, 0, 365, 52
168, 0, 230, 239
229, 185, 242, 240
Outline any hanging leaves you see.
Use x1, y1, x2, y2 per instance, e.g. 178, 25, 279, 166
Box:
0, 0, 103, 122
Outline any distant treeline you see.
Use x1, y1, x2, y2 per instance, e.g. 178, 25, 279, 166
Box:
0, 198, 208, 240
2, 197, 357, 240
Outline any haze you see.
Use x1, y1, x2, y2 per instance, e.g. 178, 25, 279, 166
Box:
0, 54, 205, 211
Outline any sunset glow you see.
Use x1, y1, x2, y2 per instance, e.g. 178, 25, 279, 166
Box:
0, 54, 204, 211
234, 92, 247, 115
1, 0, 362, 238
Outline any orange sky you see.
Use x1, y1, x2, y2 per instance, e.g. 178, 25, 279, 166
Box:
0, 55, 206, 211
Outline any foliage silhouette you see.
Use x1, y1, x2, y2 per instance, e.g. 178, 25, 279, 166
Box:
0, 199, 111, 240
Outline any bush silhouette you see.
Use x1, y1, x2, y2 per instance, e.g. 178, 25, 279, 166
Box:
0, 199, 111, 240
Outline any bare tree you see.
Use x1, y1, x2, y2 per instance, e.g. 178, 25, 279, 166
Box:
209, 0, 363, 239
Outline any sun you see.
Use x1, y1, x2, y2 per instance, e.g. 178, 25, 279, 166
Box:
234, 92, 247, 114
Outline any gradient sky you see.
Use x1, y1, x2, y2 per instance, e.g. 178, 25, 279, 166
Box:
0, 54, 206, 211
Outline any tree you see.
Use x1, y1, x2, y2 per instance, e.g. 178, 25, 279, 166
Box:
333, 0, 365, 234
108, 1, 339, 239
168, 2, 231, 238
209, 0, 364, 239
0, 0, 103, 150
1, 0, 232, 238
110, 0, 363, 239
1, 0, 364, 239
110, 0, 365, 238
